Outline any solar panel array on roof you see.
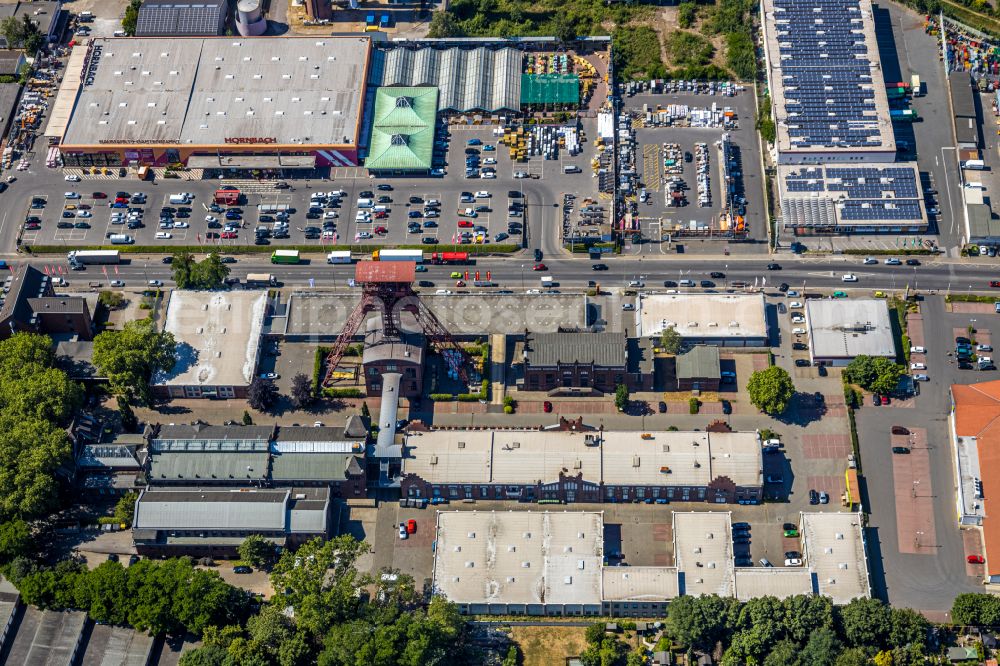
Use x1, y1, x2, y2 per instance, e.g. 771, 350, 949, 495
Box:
136, 1, 227, 36
773, 0, 884, 149
781, 164, 924, 225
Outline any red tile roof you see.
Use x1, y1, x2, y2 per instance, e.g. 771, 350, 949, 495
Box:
952, 381, 1000, 579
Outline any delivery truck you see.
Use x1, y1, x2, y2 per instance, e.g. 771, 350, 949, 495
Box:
67, 250, 121, 265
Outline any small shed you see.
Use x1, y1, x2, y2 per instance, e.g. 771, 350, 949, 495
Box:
947, 646, 978, 662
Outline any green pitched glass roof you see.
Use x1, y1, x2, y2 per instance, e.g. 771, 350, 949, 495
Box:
366, 86, 438, 172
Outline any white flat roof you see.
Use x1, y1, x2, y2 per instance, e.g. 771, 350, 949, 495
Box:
62, 37, 369, 148
636, 293, 768, 339
601, 566, 678, 602
734, 569, 814, 601
801, 512, 870, 605
403, 429, 761, 488
432, 511, 604, 606
155, 290, 267, 388
673, 512, 734, 598
805, 299, 895, 361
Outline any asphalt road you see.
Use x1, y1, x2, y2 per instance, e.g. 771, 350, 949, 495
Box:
45, 252, 1000, 295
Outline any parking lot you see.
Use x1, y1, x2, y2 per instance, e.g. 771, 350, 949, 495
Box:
624, 87, 766, 249
12, 118, 610, 257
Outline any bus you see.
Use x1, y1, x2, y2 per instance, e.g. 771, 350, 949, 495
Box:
271, 249, 300, 264
372, 249, 423, 262
245, 273, 277, 287
326, 251, 353, 264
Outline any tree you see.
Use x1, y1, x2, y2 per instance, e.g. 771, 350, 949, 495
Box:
242, 410, 253, 425
427, 11, 462, 38
118, 400, 138, 432
614, 384, 629, 412
0, 519, 31, 564
843, 355, 904, 395
93, 319, 176, 405
838, 597, 891, 649
660, 326, 683, 354
888, 608, 928, 649
501, 645, 519, 666
172, 252, 230, 290
763, 640, 801, 666
746, 366, 795, 415
290, 373, 314, 409
0, 416, 72, 519
783, 594, 833, 644
667, 595, 737, 651
170, 252, 196, 289
552, 15, 576, 44
247, 378, 278, 412
951, 592, 1000, 625
179, 645, 228, 666
238, 534, 277, 569
122, 0, 142, 36
799, 627, 840, 666
112, 491, 138, 527
19, 13, 41, 53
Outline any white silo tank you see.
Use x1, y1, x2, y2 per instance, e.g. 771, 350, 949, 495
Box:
236, 0, 267, 36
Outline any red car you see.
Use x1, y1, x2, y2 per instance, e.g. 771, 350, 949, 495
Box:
881, 395, 891, 405
543, 401, 553, 413
458, 220, 473, 228
991, 281, 1000, 288
374, 226, 388, 235
221, 231, 238, 239
406, 519, 417, 534
968, 555, 985, 564
533, 263, 547, 271
374, 211, 388, 219
92, 192, 107, 199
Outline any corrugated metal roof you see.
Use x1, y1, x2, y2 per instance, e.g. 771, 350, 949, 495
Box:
149, 451, 269, 482
134, 488, 288, 530
379, 47, 520, 113
271, 452, 358, 481
524, 332, 625, 367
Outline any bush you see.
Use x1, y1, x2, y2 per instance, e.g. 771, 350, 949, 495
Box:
678, 1, 697, 28
725, 31, 756, 80
98, 291, 125, 309
503, 405, 514, 414
664, 30, 714, 68
429, 393, 455, 401
613, 25, 666, 80
688, 397, 700, 414
321, 388, 364, 398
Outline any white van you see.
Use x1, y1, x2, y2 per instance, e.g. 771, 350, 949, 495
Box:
168, 194, 190, 205
356, 198, 373, 209
109, 234, 134, 245
563, 165, 581, 174
373, 205, 388, 213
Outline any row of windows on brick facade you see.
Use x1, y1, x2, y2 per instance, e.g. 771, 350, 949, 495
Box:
368, 366, 417, 376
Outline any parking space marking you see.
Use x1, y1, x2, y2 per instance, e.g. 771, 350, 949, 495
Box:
800, 434, 852, 459
891, 429, 937, 555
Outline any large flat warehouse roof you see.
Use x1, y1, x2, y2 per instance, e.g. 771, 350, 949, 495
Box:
761, 0, 895, 160
155, 290, 267, 388
402, 429, 762, 488
62, 36, 370, 148
433, 511, 604, 607
635, 293, 767, 340
778, 163, 927, 231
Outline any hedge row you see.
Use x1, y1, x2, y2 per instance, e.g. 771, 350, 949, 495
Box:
321, 388, 364, 399
839, 248, 934, 256
24, 243, 522, 256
